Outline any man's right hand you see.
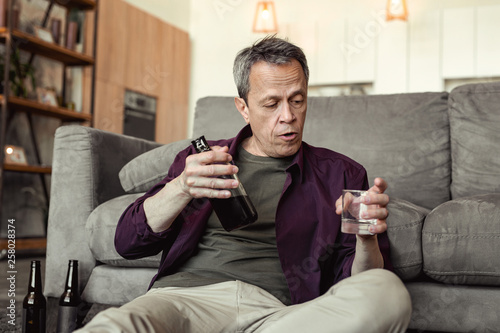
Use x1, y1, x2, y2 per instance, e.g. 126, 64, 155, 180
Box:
178, 145, 240, 199
144, 146, 239, 233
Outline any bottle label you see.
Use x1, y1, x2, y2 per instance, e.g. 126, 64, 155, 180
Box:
57, 306, 78, 332
192, 136, 210, 153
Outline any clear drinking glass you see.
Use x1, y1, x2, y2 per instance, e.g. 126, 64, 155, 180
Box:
341, 189, 377, 235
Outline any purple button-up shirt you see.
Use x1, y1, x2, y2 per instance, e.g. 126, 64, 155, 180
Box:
115, 125, 392, 304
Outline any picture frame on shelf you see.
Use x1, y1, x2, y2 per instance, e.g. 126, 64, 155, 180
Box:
34, 26, 55, 43
36, 88, 58, 106
4, 145, 28, 165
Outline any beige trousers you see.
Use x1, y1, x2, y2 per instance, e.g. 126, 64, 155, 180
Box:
76, 269, 411, 333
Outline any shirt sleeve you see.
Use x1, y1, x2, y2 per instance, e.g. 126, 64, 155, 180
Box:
114, 146, 194, 259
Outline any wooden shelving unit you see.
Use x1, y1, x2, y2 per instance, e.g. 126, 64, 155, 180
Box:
0, 237, 47, 251
3, 163, 52, 174
0, 28, 94, 66
51, 0, 96, 10
0, 95, 92, 121
0, 0, 98, 252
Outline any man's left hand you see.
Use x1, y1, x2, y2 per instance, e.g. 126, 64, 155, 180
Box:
335, 177, 390, 236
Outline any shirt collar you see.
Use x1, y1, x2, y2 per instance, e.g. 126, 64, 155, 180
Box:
231, 125, 305, 182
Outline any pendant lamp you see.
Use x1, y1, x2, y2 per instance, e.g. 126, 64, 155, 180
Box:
253, 1, 278, 33
386, 0, 409, 21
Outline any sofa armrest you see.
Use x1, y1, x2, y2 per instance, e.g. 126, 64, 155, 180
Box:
386, 198, 430, 281
45, 126, 162, 297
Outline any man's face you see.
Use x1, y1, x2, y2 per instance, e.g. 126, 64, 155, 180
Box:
235, 59, 307, 158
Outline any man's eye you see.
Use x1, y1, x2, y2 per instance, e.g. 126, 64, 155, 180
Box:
265, 103, 277, 108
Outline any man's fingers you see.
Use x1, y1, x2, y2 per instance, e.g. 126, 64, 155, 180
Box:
186, 175, 238, 190
361, 207, 389, 221
189, 187, 233, 199
185, 164, 238, 178
368, 220, 388, 234
192, 150, 233, 165
362, 193, 389, 207
369, 177, 388, 194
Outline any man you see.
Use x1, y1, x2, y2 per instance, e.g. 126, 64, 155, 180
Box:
79, 36, 411, 332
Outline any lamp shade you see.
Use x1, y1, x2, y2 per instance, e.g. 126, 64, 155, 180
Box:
253, 1, 278, 33
386, 0, 408, 21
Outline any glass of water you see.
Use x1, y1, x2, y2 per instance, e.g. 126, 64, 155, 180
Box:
341, 189, 377, 235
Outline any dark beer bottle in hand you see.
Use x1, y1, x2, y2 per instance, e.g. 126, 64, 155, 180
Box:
57, 260, 82, 333
22, 260, 46, 333
192, 136, 258, 231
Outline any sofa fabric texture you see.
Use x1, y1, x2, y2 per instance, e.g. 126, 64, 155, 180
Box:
422, 194, 500, 286
448, 82, 500, 200
119, 139, 192, 193
45, 81, 500, 333
86, 193, 162, 267
304, 92, 451, 211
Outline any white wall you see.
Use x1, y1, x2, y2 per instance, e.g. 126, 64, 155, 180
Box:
126, 0, 500, 137
123, 0, 191, 32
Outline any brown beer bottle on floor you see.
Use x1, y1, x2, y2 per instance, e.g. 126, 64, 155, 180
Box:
192, 136, 258, 231
22, 260, 46, 333
57, 260, 82, 332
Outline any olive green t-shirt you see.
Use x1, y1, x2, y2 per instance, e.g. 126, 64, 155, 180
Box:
153, 146, 293, 305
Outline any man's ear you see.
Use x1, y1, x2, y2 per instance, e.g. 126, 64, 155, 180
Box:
234, 97, 250, 124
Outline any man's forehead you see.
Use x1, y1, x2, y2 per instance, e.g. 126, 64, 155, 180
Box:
250, 59, 303, 75
248, 60, 307, 94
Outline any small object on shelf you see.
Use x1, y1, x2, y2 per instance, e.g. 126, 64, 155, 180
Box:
11, 0, 20, 29
4, 145, 27, 165
36, 87, 59, 106
34, 26, 55, 43
0, 0, 6, 27
50, 18, 61, 44
66, 101, 75, 110
66, 21, 78, 50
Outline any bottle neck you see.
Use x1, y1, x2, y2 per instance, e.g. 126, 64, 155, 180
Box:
64, 261, 79, 290
28, 260, 42, 292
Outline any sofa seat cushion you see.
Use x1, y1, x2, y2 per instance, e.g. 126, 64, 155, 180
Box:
448, 81, 500, 199
86, 193, 162, 267
119, 139, 192, 193
422, 194, 500, 285
386, 198, 429, 281
406, 281, 500, 333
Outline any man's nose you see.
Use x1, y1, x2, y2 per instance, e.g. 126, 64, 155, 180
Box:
280, 102, 295, 123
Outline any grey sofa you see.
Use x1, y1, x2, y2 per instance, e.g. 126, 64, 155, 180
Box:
45, 81, 500, 332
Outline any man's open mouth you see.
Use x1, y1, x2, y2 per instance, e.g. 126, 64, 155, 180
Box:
280, 132, 297, 140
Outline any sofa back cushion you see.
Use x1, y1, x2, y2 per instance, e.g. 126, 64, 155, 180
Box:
119, 139, 193, 193
192, 96, 247, 140
304, 93, 450, 210
448, 81, 500, 199
193, 93, 450, 210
